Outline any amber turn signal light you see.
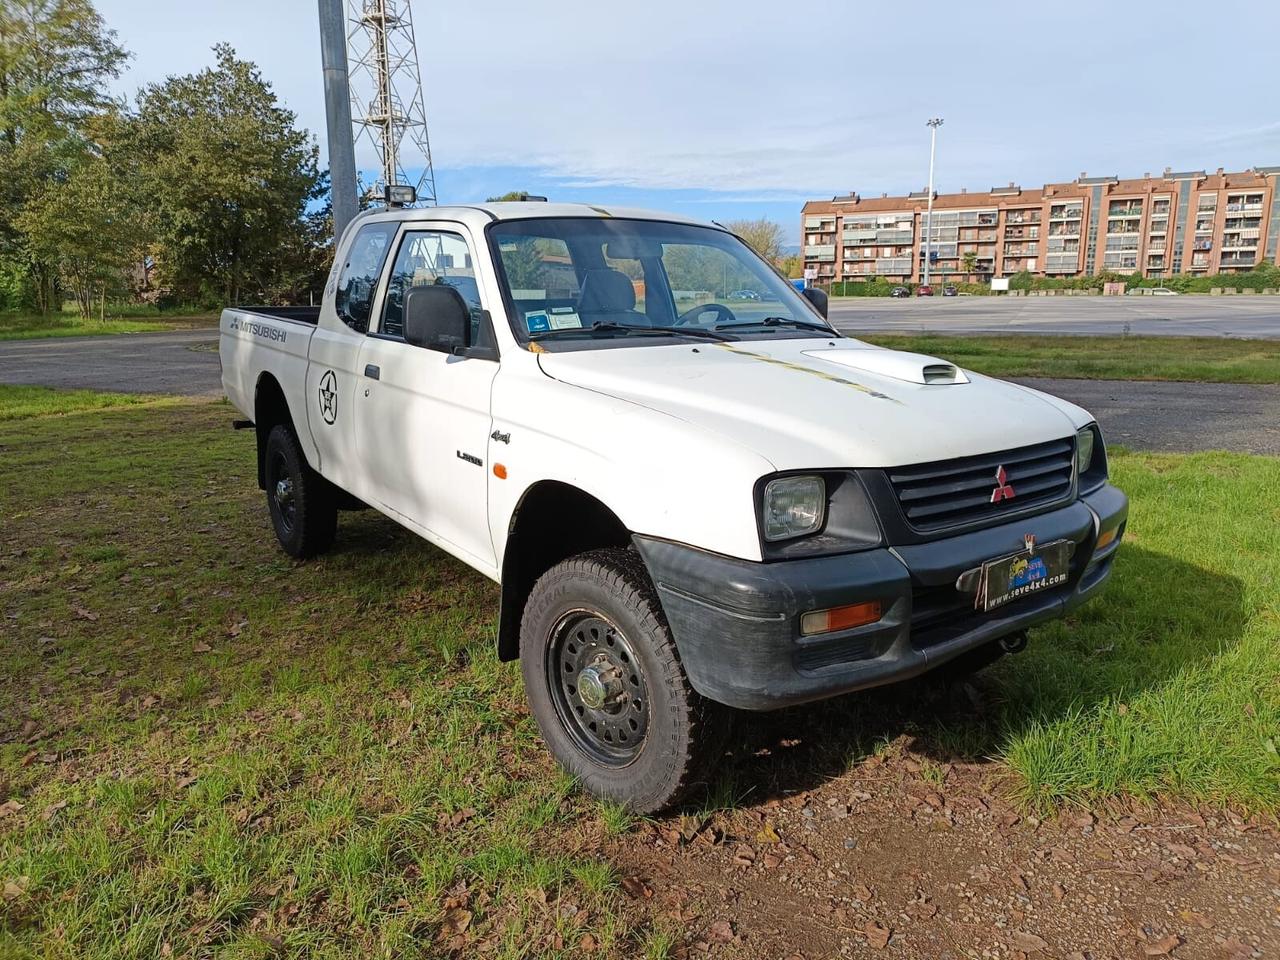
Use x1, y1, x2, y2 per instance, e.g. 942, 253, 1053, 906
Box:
493, 463, 508, 480
800, 600, 883, 637
1095, 526, 1117, 551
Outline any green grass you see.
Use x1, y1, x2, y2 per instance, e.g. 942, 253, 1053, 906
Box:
0, 397, 1277, 956
0, 384, 170, 420
857, 333, 1280, 383
0, 308, 217, 341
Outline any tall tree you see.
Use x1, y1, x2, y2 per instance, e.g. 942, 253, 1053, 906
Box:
724, 218, 786, 265
0, 0, 128, 311
129, 44, 321, 305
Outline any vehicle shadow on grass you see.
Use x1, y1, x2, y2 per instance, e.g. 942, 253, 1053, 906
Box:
703, 544, 1247, 810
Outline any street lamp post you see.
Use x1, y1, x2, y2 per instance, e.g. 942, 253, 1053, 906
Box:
923, 117, 943, 288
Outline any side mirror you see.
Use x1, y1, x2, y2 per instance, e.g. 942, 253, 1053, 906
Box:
404, 285, 470, 353
801, 286, 829, 319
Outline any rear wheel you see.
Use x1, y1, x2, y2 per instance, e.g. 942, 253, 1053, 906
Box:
263, 424, 337, 558
520, 548, 731, 813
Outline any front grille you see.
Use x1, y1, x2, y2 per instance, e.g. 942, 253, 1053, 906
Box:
887, 438, 1075, 532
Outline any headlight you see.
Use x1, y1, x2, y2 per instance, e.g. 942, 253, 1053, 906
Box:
1076, 426, 1095, 475
762, 475, 826, 541
1076, 423, 1108, 493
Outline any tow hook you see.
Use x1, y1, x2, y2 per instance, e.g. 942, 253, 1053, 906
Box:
999, 631, 1028, 655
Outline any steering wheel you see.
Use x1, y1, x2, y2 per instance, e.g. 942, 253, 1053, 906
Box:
676, 302, 736, 326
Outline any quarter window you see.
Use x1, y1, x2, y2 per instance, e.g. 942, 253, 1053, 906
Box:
335, 222, 397, 332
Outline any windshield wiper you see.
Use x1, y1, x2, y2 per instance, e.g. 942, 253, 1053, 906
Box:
530, 321, 729, 341
715, 316, 836, 335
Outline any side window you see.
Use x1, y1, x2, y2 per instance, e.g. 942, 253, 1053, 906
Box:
381, 230, 484, 341
335, 222, 398, 332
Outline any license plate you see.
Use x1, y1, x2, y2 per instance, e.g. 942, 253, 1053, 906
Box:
977, 539, 1071, 612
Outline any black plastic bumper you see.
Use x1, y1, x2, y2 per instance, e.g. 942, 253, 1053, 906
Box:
634, 483, 1127, 711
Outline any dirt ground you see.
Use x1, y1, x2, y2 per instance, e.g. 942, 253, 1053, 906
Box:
605, 711, 1279, 960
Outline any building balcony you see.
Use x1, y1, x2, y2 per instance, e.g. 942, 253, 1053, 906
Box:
804, 244, 836, 262
1004, 212, 1042, 224
1108, 206, 1143, 217
1192, 239, 1213, 251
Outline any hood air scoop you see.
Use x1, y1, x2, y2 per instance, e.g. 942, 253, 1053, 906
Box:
801, 348, 969, 385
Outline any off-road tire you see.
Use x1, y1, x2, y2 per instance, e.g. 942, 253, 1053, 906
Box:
520, 548, 732, 813
263, 424, 337, 559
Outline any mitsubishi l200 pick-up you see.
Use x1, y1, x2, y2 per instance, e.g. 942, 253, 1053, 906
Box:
220, 200, 1127, 812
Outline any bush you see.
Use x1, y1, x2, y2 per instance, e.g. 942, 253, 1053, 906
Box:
830, 279, 902, 297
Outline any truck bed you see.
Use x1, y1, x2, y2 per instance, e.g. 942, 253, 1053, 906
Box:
236, 305, 321, 325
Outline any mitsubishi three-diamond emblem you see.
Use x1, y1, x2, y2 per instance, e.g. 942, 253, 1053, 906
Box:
990, 465, 1016, 503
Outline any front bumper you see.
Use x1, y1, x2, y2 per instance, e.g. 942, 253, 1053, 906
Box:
635, 483, 1127, 711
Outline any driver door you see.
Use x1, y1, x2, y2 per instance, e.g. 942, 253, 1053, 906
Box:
354, 224, 499, 571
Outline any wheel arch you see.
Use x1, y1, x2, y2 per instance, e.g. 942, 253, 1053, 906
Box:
497, 480, 632, 661
253, 372, 296, 490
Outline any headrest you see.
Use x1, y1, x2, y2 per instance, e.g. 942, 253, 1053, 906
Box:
578, 268, 636, 313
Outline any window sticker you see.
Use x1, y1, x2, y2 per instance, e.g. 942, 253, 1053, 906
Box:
548, 308, 582, 330
525, 309, 551, 333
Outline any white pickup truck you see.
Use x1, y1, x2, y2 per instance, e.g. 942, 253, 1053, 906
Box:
221, 201, 1127, 812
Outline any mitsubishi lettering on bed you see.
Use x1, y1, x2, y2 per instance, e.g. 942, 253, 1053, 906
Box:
220, 200, 1127, 813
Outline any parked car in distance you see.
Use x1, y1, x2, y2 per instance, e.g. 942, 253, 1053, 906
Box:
220, 200, 1126, 813
942, 285, 958, 296
728, 289, 761, 300
1150, 287, 1178, 296
890, 286, 910, 298
916, 284, 934, 297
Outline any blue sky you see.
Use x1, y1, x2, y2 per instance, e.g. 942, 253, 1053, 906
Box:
97, 0, 1280, 243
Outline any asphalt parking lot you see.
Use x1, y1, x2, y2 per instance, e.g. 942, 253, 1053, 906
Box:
829, 293, 1280, 338
1, 322, 1278, 455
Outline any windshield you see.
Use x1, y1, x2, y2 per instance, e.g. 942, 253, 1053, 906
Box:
487, 217, 834, 349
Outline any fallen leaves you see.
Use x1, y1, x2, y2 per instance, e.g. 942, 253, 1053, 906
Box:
863, 921, 892, 949
439, 907, 471, 936
1010, 931, 1050, 953
0, 799, 24, 818
1142, 933, 1183, 956
707, 919, 736, 944
619, 876, 652, 900
437, 807, 476, 830
2, 876, 29, 901
755, 821, 781, 845
40, 799, 68, 822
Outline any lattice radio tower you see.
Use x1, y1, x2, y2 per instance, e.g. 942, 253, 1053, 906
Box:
346, 0, 437, 204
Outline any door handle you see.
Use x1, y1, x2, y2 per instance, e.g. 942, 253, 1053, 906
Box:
364, 364, 381, 380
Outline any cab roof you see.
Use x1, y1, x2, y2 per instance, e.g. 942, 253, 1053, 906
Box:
355, 201, 721, 231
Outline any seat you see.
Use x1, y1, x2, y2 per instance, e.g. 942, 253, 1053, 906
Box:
577, 268, 648, 327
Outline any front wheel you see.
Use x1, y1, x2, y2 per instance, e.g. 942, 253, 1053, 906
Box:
519, 548, 731, 813
263, 424, 337, 559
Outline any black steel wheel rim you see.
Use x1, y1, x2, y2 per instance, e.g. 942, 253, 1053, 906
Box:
546, 611, 649, 766
270, 451, 297, 534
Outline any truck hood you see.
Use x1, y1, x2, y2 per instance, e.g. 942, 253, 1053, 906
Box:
537, 338, 1089, 469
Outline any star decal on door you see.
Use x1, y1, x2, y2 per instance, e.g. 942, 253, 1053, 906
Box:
318, 370, 338, 425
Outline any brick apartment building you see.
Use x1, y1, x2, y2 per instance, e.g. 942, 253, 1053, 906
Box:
801, 166, 1280, 284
